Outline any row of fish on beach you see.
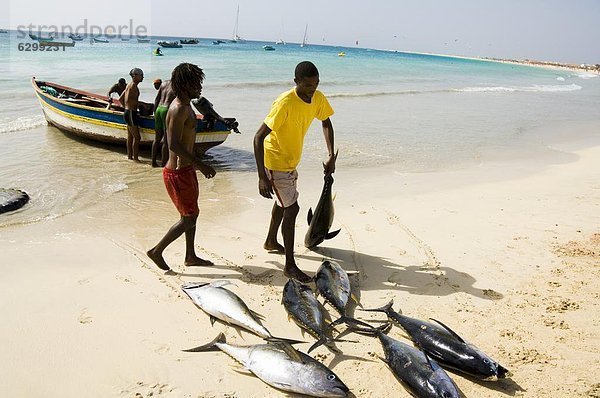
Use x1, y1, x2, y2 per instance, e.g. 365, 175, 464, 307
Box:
180, 258, 510, 397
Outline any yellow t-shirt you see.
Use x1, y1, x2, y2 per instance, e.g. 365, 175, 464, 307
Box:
264, 88, 334, 171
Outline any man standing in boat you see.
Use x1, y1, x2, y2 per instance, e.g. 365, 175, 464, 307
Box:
120, 68, 144, 161
253, 61, 336, 283
152, 79, 175, 167
147, 63, 216, 271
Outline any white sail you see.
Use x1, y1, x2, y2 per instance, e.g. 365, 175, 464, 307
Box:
232, 5, 243, 42
300, 24, 308, 47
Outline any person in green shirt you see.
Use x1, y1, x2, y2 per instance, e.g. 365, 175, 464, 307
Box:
253, 61, 336, 283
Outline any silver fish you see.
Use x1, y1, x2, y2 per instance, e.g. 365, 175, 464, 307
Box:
182, 281, 273, 339
375, 329, 461, 398
315, 260, 372, 329
185, 333, 349, 398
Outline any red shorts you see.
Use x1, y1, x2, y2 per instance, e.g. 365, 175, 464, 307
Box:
163, 166, 199, 217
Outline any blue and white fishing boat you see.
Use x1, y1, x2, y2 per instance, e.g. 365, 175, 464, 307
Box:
32, 78, 233, 153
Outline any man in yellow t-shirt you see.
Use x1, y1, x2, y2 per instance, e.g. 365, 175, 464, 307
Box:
253, 61, 336, 283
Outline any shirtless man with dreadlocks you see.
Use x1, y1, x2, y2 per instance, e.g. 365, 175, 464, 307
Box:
147, 63, 216, 272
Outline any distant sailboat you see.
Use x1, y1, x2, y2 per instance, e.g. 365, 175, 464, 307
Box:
300, 24, 308, 47
231, 4, 244, 42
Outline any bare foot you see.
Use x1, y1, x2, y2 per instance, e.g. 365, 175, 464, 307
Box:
284, 264, 312, 283
264, 241, 285, 253
147, 249, 171, 271
184, 256, 214, 267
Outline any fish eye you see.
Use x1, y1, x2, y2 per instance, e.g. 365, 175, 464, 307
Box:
327, 374, 336, 381
483, 359, 490, 364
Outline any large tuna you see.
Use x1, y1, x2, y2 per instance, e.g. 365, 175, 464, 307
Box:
304, 165, 341, 248
375, 329, 461, 398
185, 333, 350, 397
182, 281, 292, 341
364, 300, 510, 380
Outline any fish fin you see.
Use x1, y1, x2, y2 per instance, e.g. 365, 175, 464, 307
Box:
181, 281, 210, 290
325, 229, 341, 240
209, 280, 238, 289
300, 329, 306, 337
209, 315, 217, 326
378, 355, 388, 365
270, 341, 305, 363
429, 318, 466, 343
182, 332, 225, 352
307, 208, 313, 225
250, 310, 265, 320
423, 351, 439, 372
350, 292, 362, 307
332, 193, 337, 201
341, 316, 376, 329
230, 366, 253, 375
287, 313, 292, 322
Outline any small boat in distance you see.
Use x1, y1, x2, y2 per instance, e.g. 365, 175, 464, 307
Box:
31, 78, 234, 154
263, 45, 275, 51
39, 40, 75, 47
180, 38, 199, 44
68, 33, 84, 41
338, 52, 346, 57
157, 40, 182, 48
275, 39, 286, 45
137, 38, 151, 43
212, 40, 226, 45
92, 37, 109, 43
0, 29, 8, 34
231, 4, 244, 42
30, 34, 54, 41
300, 24, 308, 47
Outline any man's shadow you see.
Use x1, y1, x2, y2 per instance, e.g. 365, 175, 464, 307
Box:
298, 246, 503, 300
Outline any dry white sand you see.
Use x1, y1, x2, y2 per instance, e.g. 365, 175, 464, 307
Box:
1, 142, 598, 397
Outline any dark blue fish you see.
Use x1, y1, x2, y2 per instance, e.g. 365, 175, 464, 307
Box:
304, 168, 341, 248
364, 300, 510, 380
375, 329, 461, 398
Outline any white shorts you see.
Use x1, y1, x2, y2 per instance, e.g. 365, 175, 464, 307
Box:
266, 168, 299, 208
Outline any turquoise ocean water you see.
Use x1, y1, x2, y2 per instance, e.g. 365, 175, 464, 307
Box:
1, 31, 599, 226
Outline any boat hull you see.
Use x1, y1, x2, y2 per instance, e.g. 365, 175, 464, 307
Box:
32, 78, 231, 152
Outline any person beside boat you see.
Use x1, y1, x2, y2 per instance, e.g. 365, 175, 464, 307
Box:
153, 78, 162, 90
253, 61, 336, 283
147, 63, 216, 271
106, 78, 127, 109
152, 79, 175, 167
119, 68, 144, 161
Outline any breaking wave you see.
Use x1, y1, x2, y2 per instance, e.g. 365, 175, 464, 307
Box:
0, 115, 46, 134
457, 84, 582, 93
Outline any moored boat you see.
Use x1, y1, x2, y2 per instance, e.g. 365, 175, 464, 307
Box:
32, 78, 234, 154
137, 38, 151, 43
157, 40, 182, 48
263, 45, 275, 51
29, 34, 54, 41
39, 40, 75, 47
68, 33, 84, 41
180, 38, 199, 44
92, 37, 109, 43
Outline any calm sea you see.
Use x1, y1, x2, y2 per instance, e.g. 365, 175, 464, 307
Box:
1, 31, 599, 227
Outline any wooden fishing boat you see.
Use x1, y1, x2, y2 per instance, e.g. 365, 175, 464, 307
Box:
180, 39, 199, 44
32, 78, 233, 153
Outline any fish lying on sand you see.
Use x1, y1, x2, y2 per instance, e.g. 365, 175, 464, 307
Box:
282, 278, 351, 353
364, 300, 511, 380
373, 327, 461, 398
304, 159, 341, 248
315, 260, 373, 329
182, 281, 295, 342
184, 333, 350, 398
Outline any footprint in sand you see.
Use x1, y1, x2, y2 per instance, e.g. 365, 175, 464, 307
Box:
77, 278, 90, 285
78, 309, 92, 324
121, 381, 174, 397
116, 275, 134, 284
482, 289, 503, 299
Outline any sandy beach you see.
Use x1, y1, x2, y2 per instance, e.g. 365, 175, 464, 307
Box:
1, 126, 598, 397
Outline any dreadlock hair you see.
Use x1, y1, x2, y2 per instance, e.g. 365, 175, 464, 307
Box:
295, 61, 319, 80
171, 63, 205, 98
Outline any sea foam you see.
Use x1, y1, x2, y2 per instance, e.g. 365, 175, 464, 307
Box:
0, 116, 46, 134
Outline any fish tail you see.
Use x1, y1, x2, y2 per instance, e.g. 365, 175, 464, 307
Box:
331, 316, 375, 330
182, 332, 226, 352
264, 336, 304, 345
361, 299, 396, 314
308, 336, 328, 354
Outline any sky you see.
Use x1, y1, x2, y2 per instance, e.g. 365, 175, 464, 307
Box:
4, 0, 600, 64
